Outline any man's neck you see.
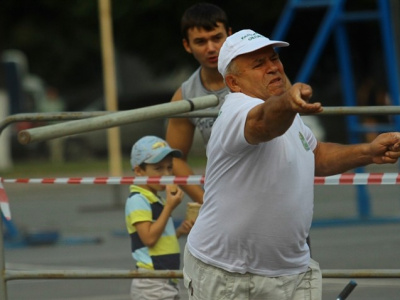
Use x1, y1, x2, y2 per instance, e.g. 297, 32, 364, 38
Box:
200, 67, 226, 92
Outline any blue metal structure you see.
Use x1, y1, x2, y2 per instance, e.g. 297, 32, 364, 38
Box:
271, 0, 400, 222
2, 209, 101, 248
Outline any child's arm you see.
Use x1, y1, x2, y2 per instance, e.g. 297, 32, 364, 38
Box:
135, 185, 184, 247
176, 219, 194, 238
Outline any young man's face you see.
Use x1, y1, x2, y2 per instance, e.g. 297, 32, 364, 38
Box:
183, 22, 230, 70
135, 156, 173, 194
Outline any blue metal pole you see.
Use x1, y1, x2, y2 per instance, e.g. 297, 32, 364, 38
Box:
334, 23, 371, 218
271, 0, 298, 40
378, 0, 400, 131
296, 0, 346, 82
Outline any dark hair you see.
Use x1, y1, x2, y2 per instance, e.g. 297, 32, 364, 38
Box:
181, 2, 229, 41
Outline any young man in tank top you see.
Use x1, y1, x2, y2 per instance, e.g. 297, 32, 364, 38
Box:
165, 3, 232, 204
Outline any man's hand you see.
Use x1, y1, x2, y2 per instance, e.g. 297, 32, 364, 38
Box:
289, 83, 323, 114
370, 132, 400, 164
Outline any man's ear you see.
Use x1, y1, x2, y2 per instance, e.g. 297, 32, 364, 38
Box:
225, 74, 240, 92
182, 39, 192, 54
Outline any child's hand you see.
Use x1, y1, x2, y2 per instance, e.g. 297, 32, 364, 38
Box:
165, 184, 184, 210
168, 184, 179, 196
176, 219, 194, 238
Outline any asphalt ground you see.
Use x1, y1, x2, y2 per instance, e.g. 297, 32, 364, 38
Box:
2, 163, 400, 299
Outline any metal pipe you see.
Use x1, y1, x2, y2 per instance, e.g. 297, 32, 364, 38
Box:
0, 112, 108, 135
4, 269, 400, 281
175, 105, 400, 117
4, 269, 183, 281
322, 269, 400, 278
320, 106, 400, 115
2, 105, 400, 136
184, 106, 400, 116
17, 95, 218, 145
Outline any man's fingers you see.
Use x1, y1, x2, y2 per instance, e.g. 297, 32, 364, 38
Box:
300, 84, 313, 100
289, 83, 322, 113
387, 142, 400, 151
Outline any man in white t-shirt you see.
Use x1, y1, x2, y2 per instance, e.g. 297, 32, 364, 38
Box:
183, 29, 400, 300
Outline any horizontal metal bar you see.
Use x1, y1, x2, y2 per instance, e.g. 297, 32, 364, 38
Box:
291, 0, 335, 9
17, 95, 219, 144
2, 105, 400, 128
322, 269, 400, 278
4, 269, 183, 281
0, 111, 108, 135
1, 105, 400, 137
320, 106, 400, 115
179, 106, 400, 117
340, 11, 380, 22
4, 269, 400, 281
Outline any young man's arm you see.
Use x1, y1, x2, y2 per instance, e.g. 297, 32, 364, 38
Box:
166, 87, 205, 204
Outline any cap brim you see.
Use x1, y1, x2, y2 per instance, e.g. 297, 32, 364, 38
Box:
144, 149, 183, 164
238, 40, 289, 58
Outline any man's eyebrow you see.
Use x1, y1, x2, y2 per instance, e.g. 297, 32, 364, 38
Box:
193, 37, 206, 42
253, 57, 264, 63
193, 32, 224, 42
212, 32, 223, 38
252, 56, 266, 64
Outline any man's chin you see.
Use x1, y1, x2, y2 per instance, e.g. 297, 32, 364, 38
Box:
203, 60, 218, 70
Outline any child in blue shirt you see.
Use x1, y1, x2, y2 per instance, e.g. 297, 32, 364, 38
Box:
126, 135, 193, 300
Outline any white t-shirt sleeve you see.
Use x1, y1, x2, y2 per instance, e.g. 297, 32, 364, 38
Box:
215, 94, 263, 155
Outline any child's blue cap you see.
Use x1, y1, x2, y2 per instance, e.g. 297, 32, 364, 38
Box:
130, 136, 182, 168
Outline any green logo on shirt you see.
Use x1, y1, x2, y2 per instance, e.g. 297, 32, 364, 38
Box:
299, 132, 310, 151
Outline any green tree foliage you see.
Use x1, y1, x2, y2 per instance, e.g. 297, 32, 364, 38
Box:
0, 0, 385, 106
0, 0, 286, 93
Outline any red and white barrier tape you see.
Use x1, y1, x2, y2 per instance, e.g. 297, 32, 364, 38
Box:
1, 173, 400, 186
2, 173, 399, 220
315, 173, 400, 185
1, 175, 206, 186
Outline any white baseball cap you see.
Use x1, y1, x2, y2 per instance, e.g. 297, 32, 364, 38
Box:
218, 29, 289, 76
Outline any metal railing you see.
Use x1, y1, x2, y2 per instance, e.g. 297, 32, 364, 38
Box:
1, 104, 400, 299
2, 105, 400, 136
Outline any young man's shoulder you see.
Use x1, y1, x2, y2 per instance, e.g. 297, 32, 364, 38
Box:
181, 67, 201, 88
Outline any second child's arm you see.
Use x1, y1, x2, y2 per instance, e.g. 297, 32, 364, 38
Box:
176, 219, 194, 238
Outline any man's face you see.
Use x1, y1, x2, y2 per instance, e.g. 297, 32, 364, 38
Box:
183, 22, 230, 70
228, 46, 287, 100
